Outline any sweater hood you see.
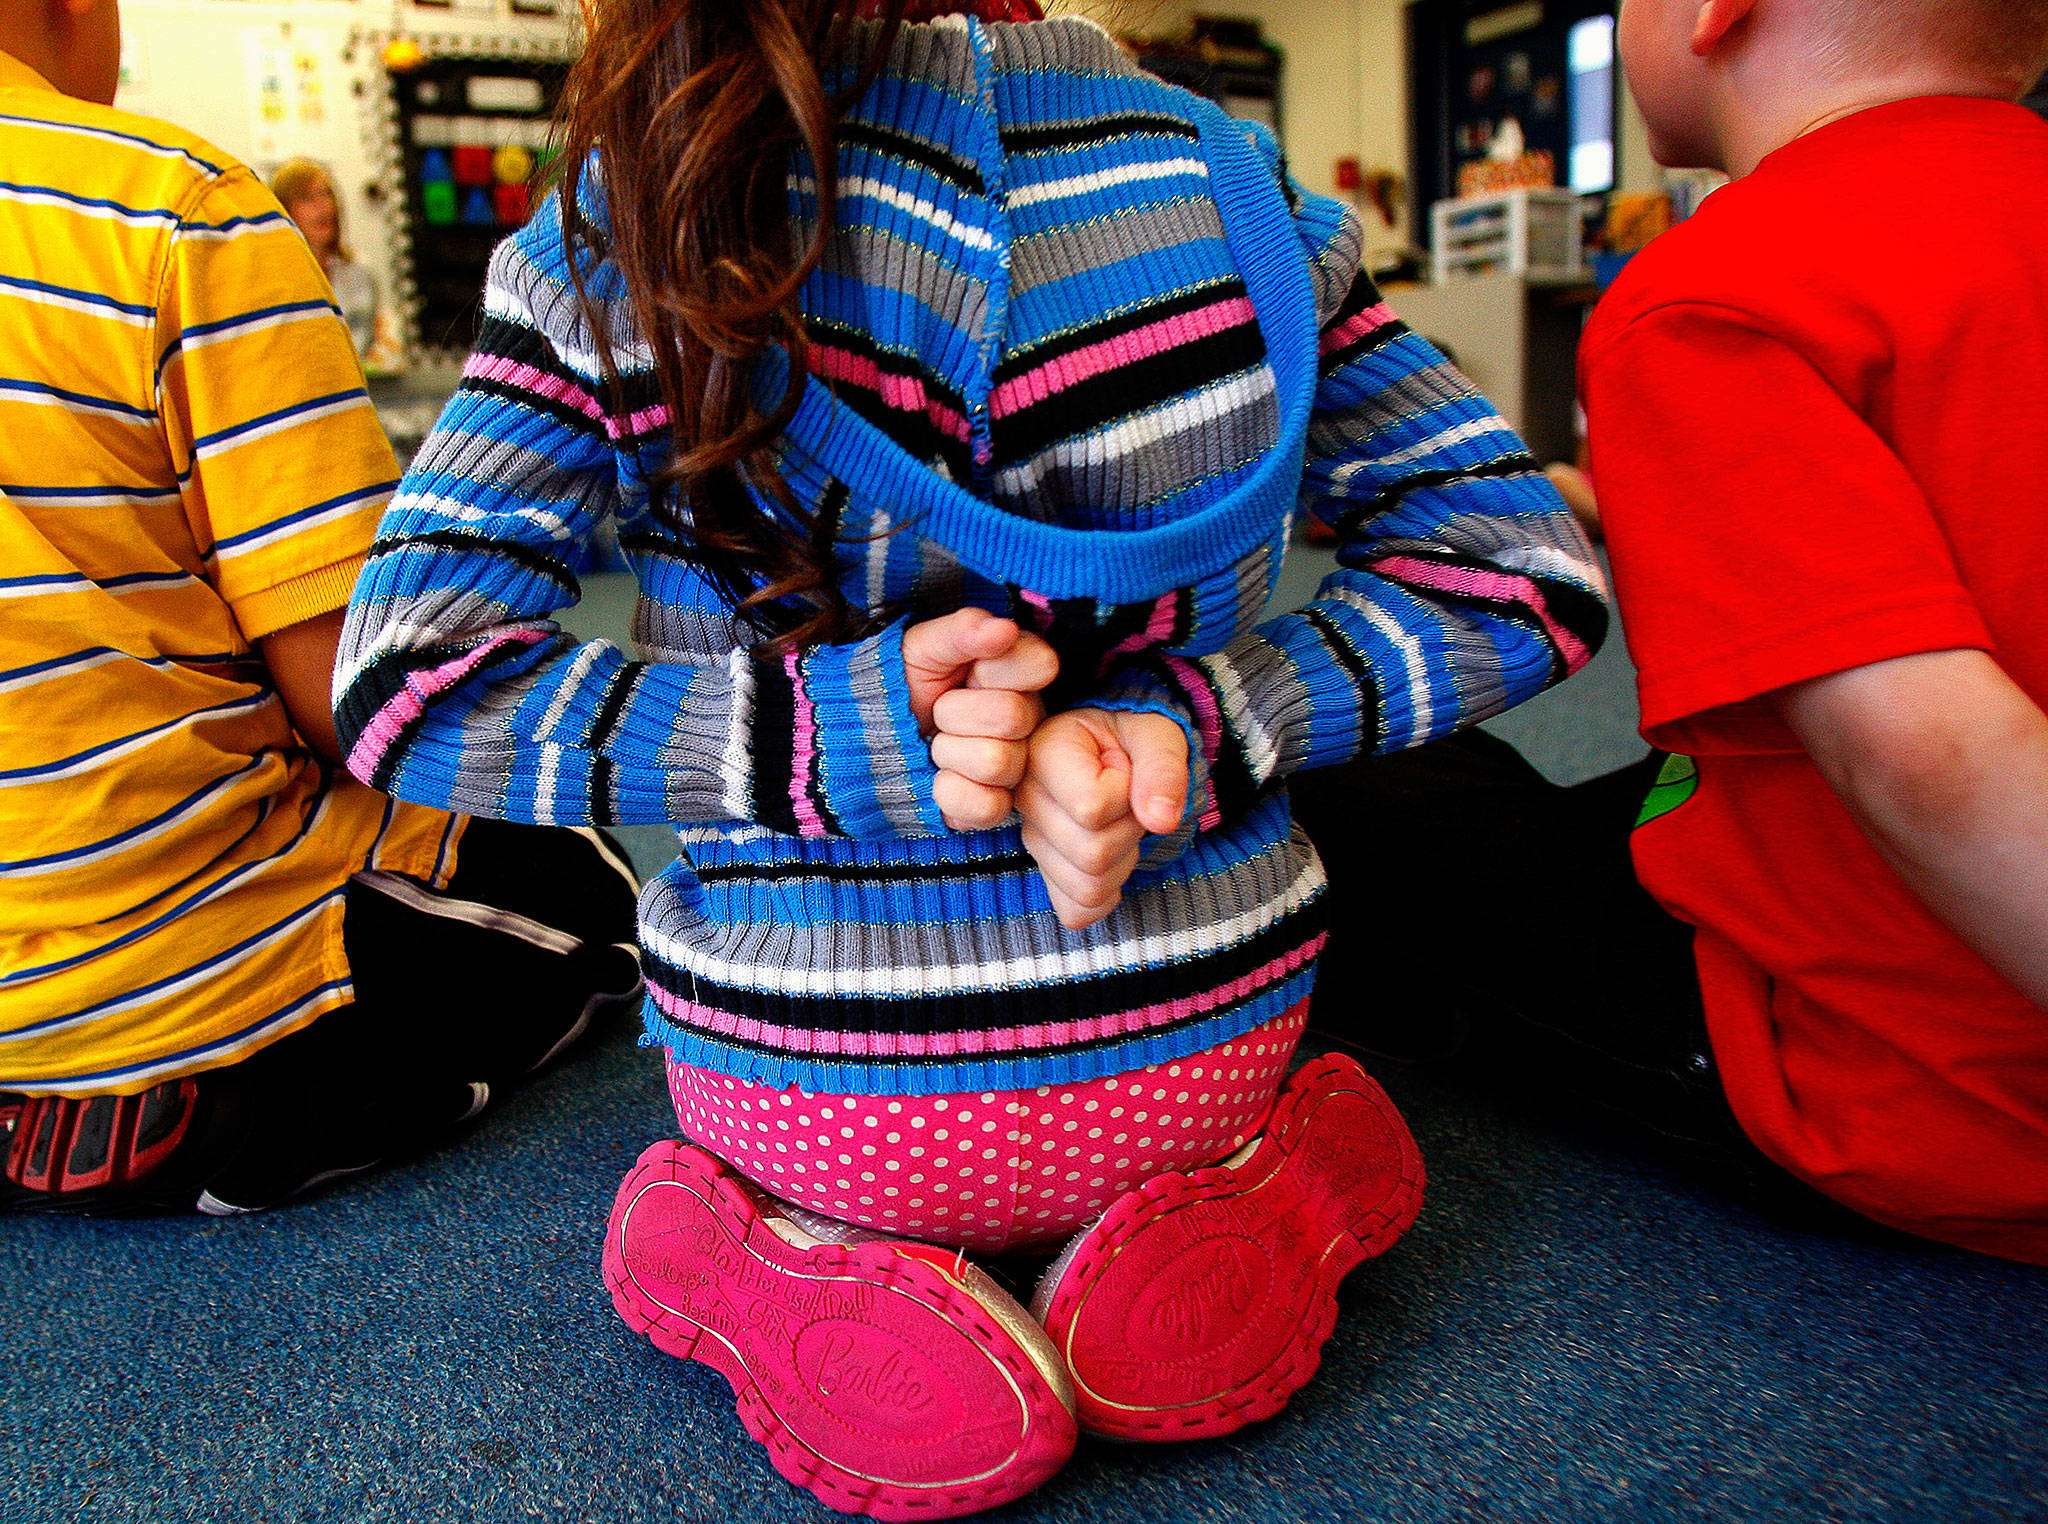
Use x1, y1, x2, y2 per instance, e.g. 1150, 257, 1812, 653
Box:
772, 14, 1319, 604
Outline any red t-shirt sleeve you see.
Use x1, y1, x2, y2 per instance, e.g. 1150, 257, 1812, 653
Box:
1584, 300, 1992, 755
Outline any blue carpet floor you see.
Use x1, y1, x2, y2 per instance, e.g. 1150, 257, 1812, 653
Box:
8, 1031, 2044, 1523
6, 566, 2043, 1523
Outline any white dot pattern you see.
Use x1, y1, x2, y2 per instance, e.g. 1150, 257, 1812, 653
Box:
666, 1002, 1309, 1252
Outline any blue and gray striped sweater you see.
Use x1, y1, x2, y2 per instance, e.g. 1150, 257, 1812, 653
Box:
337, 14, 1606, 1094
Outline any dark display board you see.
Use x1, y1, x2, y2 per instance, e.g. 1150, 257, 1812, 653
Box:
391, 55, 568, 352
1408, 0, 1616, 240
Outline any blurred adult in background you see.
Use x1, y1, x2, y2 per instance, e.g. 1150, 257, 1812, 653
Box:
272, 158, 405, 375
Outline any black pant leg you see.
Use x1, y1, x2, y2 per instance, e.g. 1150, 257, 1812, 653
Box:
193, 818, 644, 1210
1290, 729, 1677, 1059
1290, 730, 1900, 1240
2, 820, 642, 1215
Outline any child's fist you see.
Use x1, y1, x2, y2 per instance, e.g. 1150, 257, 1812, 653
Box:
1017, 708, 1189, 929
903, 609, 1058, 831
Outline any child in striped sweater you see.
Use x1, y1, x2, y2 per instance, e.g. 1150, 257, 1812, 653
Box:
336, 0, 1606, 1515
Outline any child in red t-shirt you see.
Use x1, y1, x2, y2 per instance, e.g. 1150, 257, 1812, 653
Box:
1302, 0, 2048, 1263
1586, 0, 2048, 1263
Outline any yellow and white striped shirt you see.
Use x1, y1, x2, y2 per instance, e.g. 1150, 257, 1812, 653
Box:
0, 51, 460, 1095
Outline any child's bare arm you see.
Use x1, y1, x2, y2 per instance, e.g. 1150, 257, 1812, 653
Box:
258, 608, 347, 764
1772, 647, 2048, 1010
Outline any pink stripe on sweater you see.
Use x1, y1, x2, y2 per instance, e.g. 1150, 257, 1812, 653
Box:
783, 649, 829, 838
464, 353, 671, 440
1014, 587, 1055, 632
464, 354, 605, 424
1103, 592, 1181, 664
1162, 655, 1226, 832
345, 630, 549, 782
1317, 301, 1399, 358
1375, 555, 1593, 673
809, 343, 972, 442
988, 297, 1257, 420
650, 933, 1325, 1060
592, 398, 671, 440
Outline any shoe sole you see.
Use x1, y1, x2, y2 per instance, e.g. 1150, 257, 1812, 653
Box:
604, 1141, 1075, 1521
1034, 1051, 1424, 1441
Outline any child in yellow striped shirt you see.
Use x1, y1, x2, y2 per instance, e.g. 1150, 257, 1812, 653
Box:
0, 0, 641, 1214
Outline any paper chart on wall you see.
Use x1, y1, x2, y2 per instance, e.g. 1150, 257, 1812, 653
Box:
243, 30, 334, 166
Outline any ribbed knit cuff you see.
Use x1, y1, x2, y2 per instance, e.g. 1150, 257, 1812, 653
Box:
1089, 666, 1213, 862
749, 620, 945, 839
234, 557, 365, 641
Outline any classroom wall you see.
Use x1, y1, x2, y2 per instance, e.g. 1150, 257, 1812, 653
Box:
113, 0, 1658, 327
1228, 0, 1412, 255
115, 0, 578, 351
1058, 0, 1661, 250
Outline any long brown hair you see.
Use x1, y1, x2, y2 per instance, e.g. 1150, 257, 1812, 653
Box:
553, 0, 919, 652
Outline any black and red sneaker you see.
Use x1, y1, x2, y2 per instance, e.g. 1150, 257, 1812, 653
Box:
0, 1080, 206, 1212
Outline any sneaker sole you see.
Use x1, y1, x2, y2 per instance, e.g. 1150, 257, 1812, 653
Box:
1034, 1051, 1424, 1441
604, 1141, 1075, 1520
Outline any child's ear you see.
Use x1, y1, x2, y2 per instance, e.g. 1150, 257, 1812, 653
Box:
1690, 0, 1759, 55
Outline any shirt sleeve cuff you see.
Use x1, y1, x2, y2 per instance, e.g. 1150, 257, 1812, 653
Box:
1638, 595, 1992, 754
233, 557, 366, 641
750, 620, 946, 839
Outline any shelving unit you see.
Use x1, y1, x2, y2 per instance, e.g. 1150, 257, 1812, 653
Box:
1430, 188, 1589, 286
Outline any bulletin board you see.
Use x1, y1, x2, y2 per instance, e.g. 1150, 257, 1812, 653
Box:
1407, 0, 1618, 238
392, 55, 566, 350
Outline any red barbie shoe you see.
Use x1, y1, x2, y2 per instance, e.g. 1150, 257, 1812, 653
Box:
1030, 1051, 1425, 1441
604, 1140, 1076, 1520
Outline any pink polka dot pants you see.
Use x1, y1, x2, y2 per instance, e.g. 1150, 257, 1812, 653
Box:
665, 1001, 1309, 1253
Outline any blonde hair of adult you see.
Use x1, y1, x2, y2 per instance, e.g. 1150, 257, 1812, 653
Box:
270, 158, 353, 264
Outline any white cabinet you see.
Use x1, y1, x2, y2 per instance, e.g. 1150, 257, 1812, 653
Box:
1384, 270, 1587, 467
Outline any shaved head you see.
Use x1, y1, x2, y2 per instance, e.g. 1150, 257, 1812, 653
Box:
1813, 0, 2048, 91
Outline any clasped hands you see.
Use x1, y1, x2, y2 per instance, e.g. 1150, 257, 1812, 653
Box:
903, 608, 1187, 931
